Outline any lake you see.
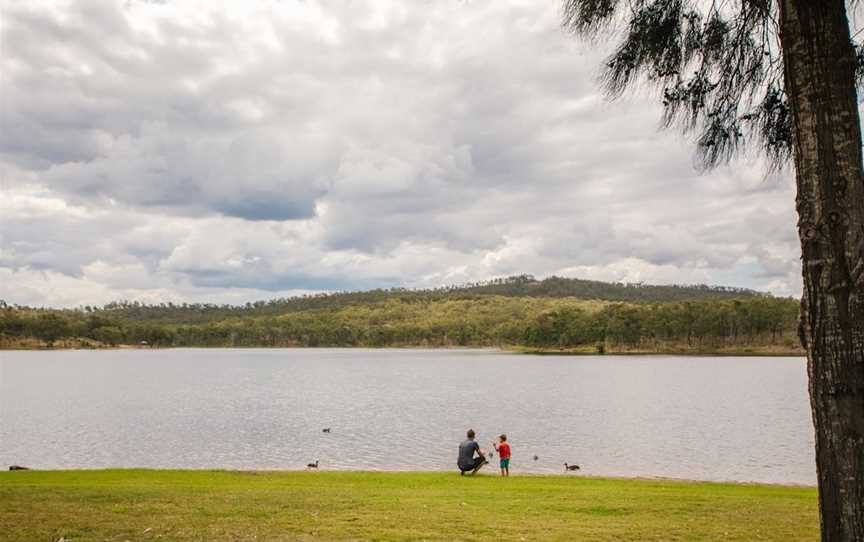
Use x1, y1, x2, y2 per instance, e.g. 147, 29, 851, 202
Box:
0, 348, 815, 485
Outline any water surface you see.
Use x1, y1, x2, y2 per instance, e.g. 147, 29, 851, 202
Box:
0, 348, 814, 484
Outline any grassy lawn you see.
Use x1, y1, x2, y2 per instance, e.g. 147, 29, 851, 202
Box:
0, 470, 817, 541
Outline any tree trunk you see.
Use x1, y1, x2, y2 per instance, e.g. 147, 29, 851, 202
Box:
779, 1, 864, 540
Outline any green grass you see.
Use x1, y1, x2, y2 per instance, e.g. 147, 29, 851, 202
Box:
0, 470, 817, 541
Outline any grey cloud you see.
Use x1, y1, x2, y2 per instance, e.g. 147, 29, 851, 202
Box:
38, 128, 335, 220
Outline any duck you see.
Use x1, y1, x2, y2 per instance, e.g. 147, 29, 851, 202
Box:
564, 463, 580, 471
533, 455, 539, 461
307, 460, 319, 469
8, 465, 29, 471
322, 428, 331, 433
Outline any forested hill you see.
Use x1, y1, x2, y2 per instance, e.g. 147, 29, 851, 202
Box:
1, 275, 801, 355
24, 274, 763, 324
452, 275, 763, 302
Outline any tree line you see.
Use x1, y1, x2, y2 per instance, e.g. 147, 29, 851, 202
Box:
0, 275, 763, 326
1, 295, 800, 353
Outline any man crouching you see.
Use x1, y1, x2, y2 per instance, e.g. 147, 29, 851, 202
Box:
458, 429, 488, 475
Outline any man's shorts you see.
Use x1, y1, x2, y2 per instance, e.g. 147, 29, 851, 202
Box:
499, 458, 510, 469
459, 457, 486, 473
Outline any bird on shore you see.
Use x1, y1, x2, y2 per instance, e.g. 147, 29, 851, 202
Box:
8, 465, 29, 471
307, 460, 319, 469
322, 428, 331, 433
564, 463, 580, 471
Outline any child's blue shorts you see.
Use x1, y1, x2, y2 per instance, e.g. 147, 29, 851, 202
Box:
499, 458, 510, 469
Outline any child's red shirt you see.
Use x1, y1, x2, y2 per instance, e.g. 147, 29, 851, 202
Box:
496, 442, 511, 459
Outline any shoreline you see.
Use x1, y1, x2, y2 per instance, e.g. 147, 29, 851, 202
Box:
2, 467, 815, 488
1, 343, 805, 357
509, 347, 805, 357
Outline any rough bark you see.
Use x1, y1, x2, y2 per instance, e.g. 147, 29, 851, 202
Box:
779, 1, 864, 540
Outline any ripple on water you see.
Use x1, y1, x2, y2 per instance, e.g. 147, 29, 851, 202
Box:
0, 348, 815, 484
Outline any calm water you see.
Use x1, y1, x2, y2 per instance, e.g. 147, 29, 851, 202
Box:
0, 348, 815, 485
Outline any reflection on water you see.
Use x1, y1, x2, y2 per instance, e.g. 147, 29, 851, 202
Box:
0, 348, 814, 484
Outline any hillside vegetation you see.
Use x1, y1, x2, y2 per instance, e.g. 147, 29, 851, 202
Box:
0, 275, 802, 354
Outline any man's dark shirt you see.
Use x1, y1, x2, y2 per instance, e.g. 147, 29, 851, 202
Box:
458, 438, 480, 470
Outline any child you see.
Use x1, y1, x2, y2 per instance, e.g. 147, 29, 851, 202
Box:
493, 434, 511, 477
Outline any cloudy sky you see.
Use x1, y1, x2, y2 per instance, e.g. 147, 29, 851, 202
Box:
1, 0, 805, 308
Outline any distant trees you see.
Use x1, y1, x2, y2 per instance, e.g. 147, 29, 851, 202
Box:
91, 325, 123, 346
22, 276, 762, 327
30, 314, 69, 347
0, 295, 800, 353
520, 298, 798, 351
524, 307, 602, 347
